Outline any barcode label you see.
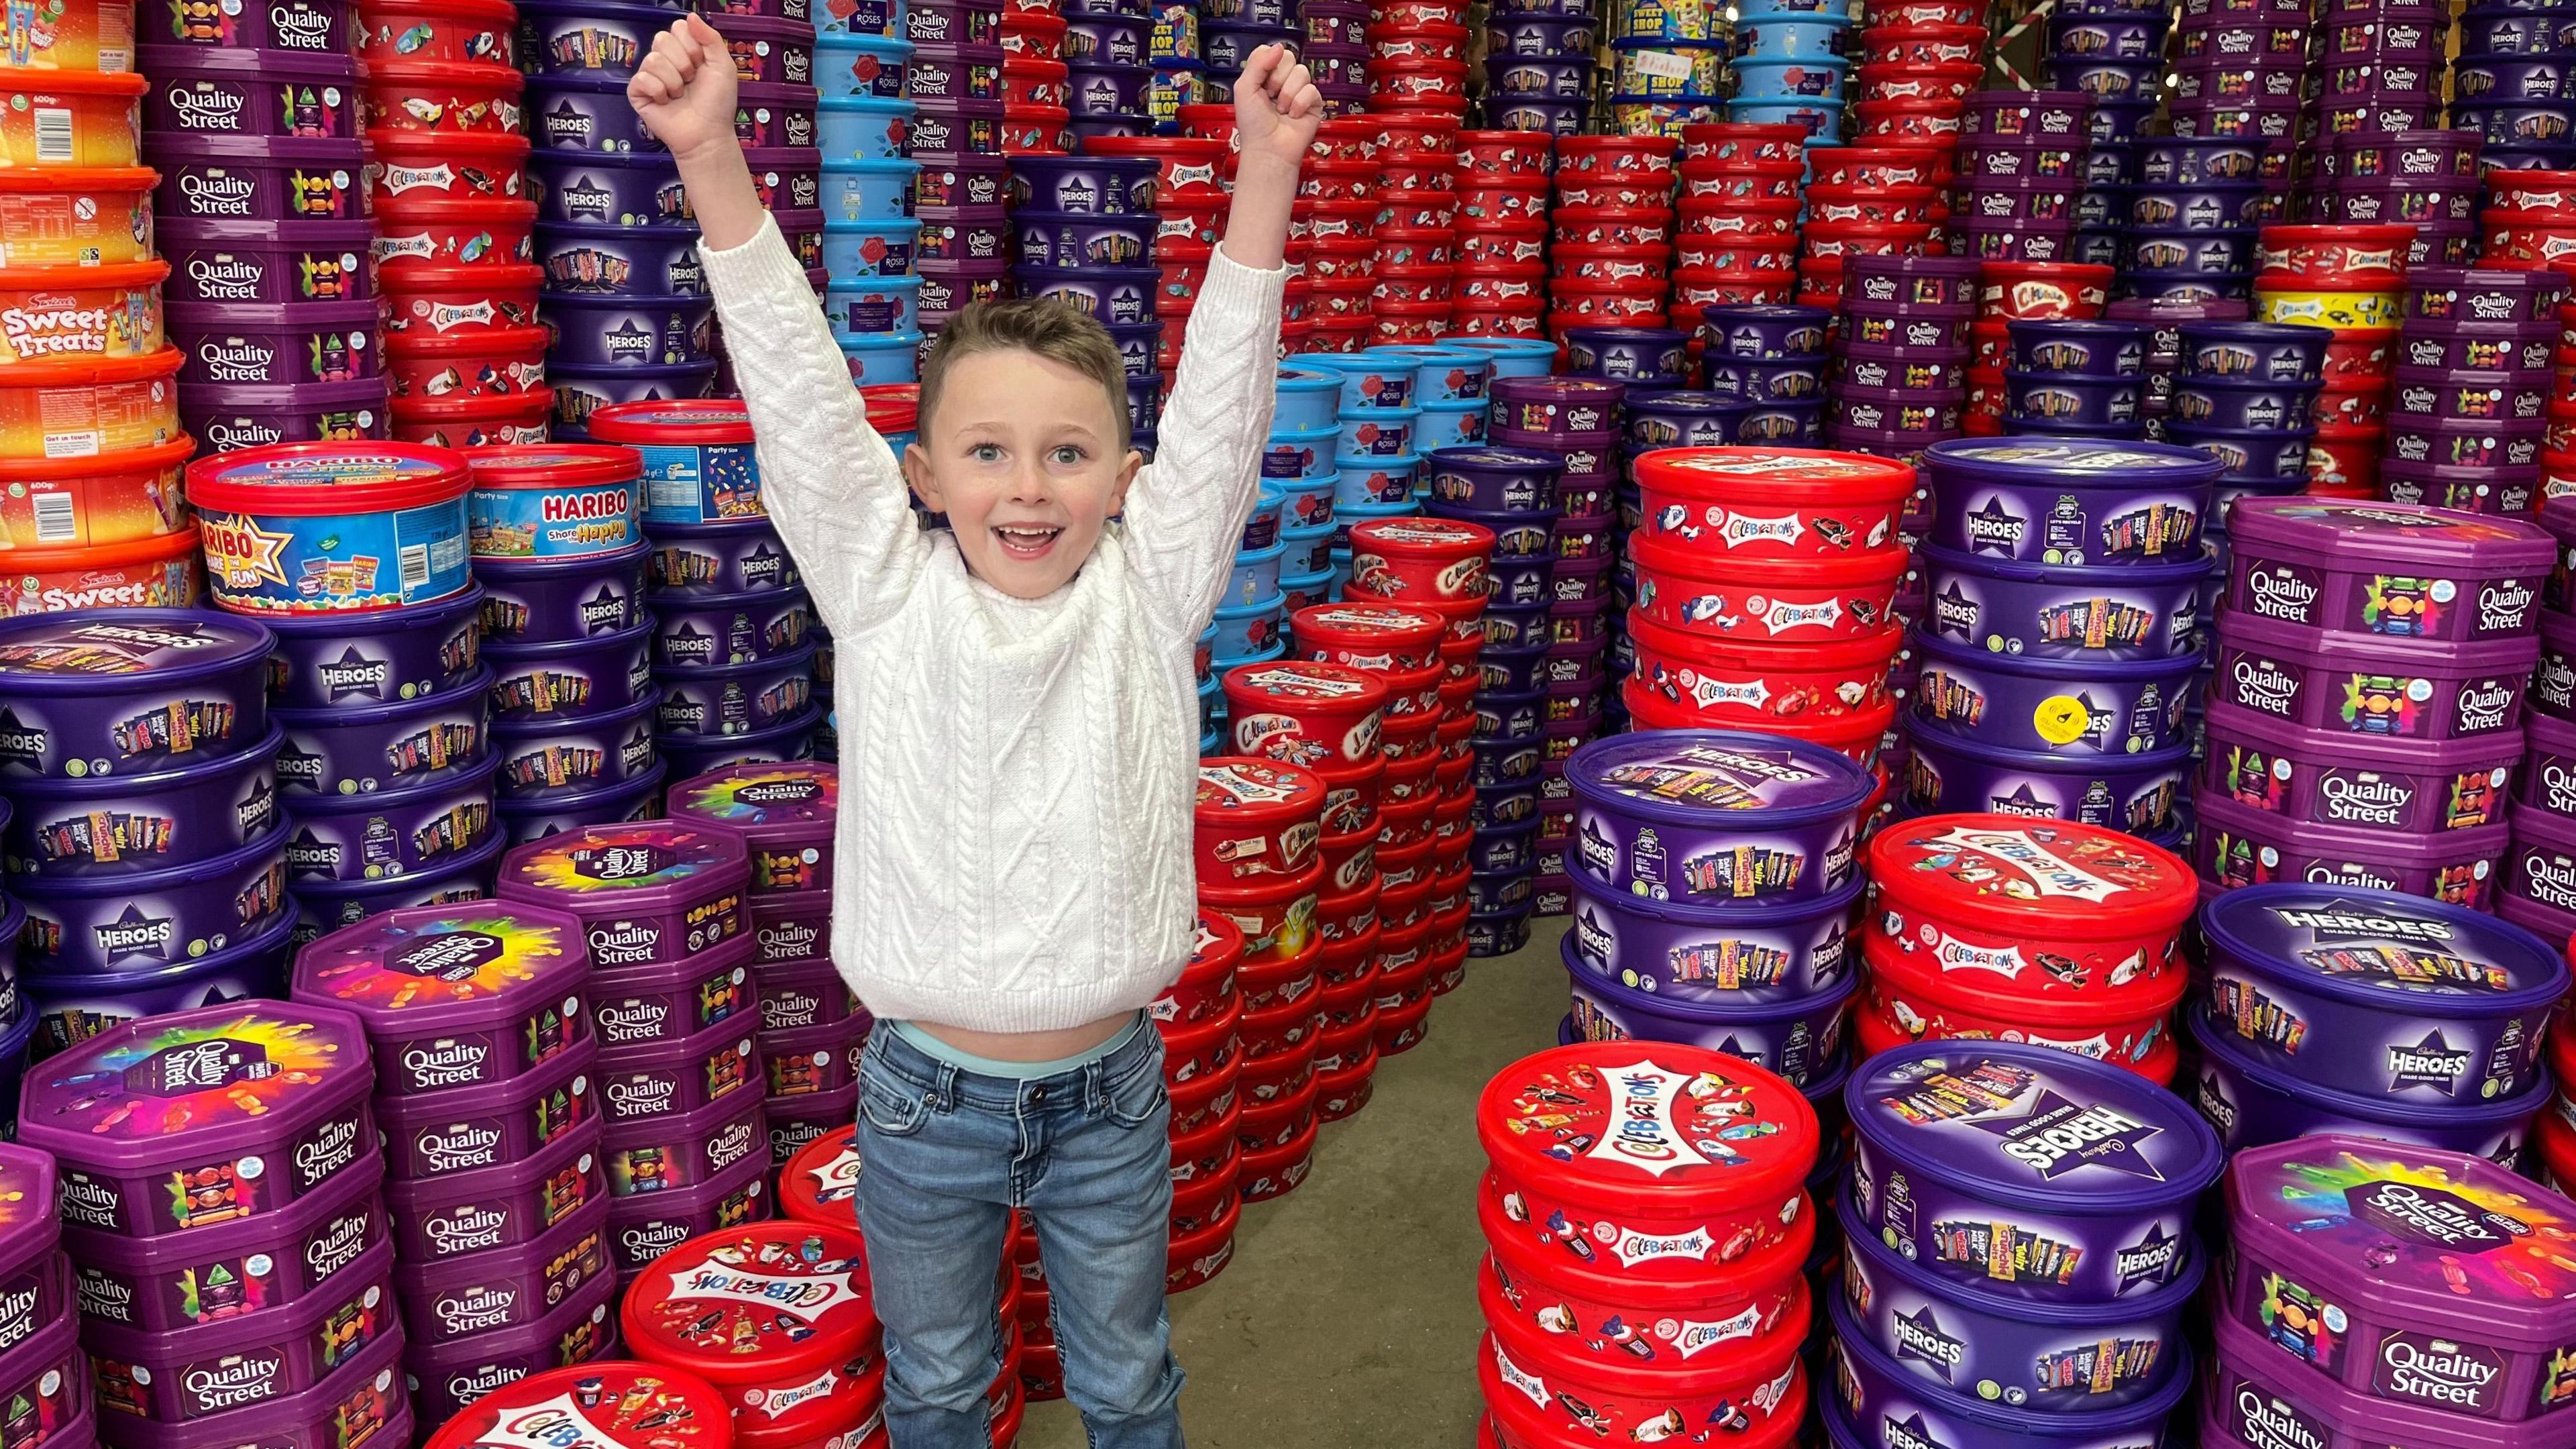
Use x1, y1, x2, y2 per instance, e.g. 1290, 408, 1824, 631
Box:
34, 108, 71, 162
30, 492, 74, 544
398, 543, 430, 590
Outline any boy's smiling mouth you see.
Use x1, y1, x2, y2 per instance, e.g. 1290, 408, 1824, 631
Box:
994, 523, 1064, 559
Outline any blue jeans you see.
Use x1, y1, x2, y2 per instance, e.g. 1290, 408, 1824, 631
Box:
855, 1020, 1186, 1449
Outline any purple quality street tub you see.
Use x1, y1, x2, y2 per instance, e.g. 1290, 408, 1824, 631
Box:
587, 931, 756, 1049
1919, 545, 2209, 659
2186, 1005, 2544, 1169
756, 956, 859, 1031
62, 1154, 384, 1334
1902, 730, 2192, 835
270, 665, 490, 797
2222, 497, 2551, 643
1560, 935, 1854, 1086
390, 1191, 609, 1346
1845, 1039, 2223, 1300
2397, 322, 2558, 376
598, 1078, 768, 1193
479, 542, 653, 645
592, 1016, 761, 1124
266, 586, 484, 710
1921, 436, 2220, 566
1835, 1188, 2202, 1410
17, 998, 379, 1237
11, 822, 287, 968
663, 760, 837, 896
0, 610, 274, 778
495, 821, 749, 969
1825, 1303, 2194, 1449
2388, 366, 2552, 423
381, 1117, 606, 1263
750, 892, 828, 965
2522, 709, 2576, 822
2198, 882, 2565, 1101
0, 722, 280, 879
166, 298, 381, 388
1909, 632, 2196, 755
1565, 731, 1872, 904
1562, 873, 1861, 1002
372, 1036, 599, 1179
166, 221, 377, 307
2200, 698, 2520, 835
81, 1236, 397, 1423
181, 377, 390, 451
2217, 1133, 2576, 1420
602, 1143, 768, 1276
403, 1269, 618, 1426
280, 755, 499, 883
288, 900, 592, 1095
2193, 790, 2510, 906
2208, 610, 2536, 741
482, 621, 654, 723
653, 643, 820, 737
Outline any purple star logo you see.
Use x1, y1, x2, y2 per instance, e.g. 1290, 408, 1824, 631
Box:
1968, 1089, 2167, 1182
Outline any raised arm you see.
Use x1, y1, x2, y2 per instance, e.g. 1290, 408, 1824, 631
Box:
631, 16, 924, 637
1120, 45, 1316, 645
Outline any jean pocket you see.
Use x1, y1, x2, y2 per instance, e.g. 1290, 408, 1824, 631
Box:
1101, 1058, 1169, 1130
859, 1065, 933, 1138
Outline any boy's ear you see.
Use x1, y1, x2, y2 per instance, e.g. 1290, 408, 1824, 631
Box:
901, 441, 943, 512
1108, 447, 1144, 516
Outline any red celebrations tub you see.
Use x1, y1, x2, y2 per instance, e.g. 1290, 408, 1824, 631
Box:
424, 1363, 737, 1449
1475, 1041, 1817, 1445
1862, 814, 2197, 1077
1224, 659, 1390, 771
1195, 755, 1326, 886
623, 1222, 883, 1448
1347, 515, 1497, 604
185, 440, 473, 612
1629, 445, 1916, 561
778, 1121, 861, 1228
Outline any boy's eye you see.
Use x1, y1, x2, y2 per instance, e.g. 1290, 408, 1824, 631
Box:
971, 444, 1003, 463
1051, 445, 1085, 465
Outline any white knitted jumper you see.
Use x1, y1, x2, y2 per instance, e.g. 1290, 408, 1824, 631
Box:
698, 215, 1285, 1033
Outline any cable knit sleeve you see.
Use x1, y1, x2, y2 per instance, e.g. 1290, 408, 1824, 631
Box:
698, 213, 926, 639
1118, 244, 1287, 647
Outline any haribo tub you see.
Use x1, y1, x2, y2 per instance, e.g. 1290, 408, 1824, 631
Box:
288, 901, 594, 1096
1846, 1040, 2224, 1301
186, 441, 475, 613
2220, 1136, 2576, 1421
17, 1000, 380, 1236
1564, 729, 1875, 906
495, 820, 751, 967
2198, 882, 2567, 1103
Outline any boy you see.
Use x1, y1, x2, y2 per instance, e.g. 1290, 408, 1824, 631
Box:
628, 21, 1319, 1449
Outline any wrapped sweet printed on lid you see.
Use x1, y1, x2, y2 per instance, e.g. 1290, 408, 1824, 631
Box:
1566, 729, 1873, 906
289, 902, 593, 1096
1194, 757, 1326, 885
1474, 1041, 1819, 1287
18, 1002, 376, 1236
421, 1362, 737, 1449
1629, 447, 1917, 557
620, 1222, 881, 1432
2222, 1135, 2576, 1421
2198, 883, 2569, 1103
665, 762, 837, 896
0, 608, 276, 777
1847, 1040, 2223, 1301
777, 1122, 859, 1229
496, 822, 751, 968
1867, 814, 2197, 985
2224, 498, 2554, 645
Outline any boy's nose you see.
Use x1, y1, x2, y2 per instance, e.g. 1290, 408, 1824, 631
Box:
1009, 464, 1052, 502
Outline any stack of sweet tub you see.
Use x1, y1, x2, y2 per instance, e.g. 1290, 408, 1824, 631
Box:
1448, 127, 1550, 341
1471, 1040, 1819, 1448
145, 0, 374, 459
370, 0, 551, 448
2198, 496, 2546, 906
1064, 0, 1151, 140
286, 899, 619, 1425
1842, 0, 1984, 178
1714, 4, 1848, 153
1009, 150, 1164, 440
816, 15, 925, 382
0, 604, 283, 1053
0, 2, 199, 616
1672, 121, 1809, 313
1002, 0, 1070, 150
901, 6, 1011, 361
1481, 7, 1591, 138
2514, 493, 2576, 945
1546, 136, 1674, 343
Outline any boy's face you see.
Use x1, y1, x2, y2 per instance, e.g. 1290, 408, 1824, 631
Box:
903, 348, 1142, 600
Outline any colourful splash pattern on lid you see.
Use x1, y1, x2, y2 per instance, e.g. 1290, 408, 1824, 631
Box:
2242, 1144, 2576, 1303
40, 1007, 363, 1140
508, 824, 733, 894
670, 763, 837, 822
302, 912, 578, 1010
427, 1364, 734, 1449
0, 1146, 49, 1240
631, 1224, 878, 1360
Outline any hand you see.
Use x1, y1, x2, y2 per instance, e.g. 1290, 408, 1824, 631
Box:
628, 15, 740, 164
1232, 42, 1321, 173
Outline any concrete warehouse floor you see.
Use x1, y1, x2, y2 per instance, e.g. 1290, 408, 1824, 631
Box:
1020, 918, 1572, 1449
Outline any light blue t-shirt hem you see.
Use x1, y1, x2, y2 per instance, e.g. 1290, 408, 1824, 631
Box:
891, 1014, 1145, 1080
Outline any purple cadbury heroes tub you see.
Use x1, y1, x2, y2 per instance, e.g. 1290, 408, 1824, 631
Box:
1566, 730, 1873, 905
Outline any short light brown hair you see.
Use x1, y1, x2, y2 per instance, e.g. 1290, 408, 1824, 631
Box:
916, 297, 1133, 452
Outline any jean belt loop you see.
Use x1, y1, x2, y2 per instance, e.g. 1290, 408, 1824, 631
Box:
935, 1060, 959, 1112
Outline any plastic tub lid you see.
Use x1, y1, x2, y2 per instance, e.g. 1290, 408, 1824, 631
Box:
588, 399, 754, 444
423, 1362, 735, 1449
2200, 881, 2571, 1020
2224, 496, 2555, 572
1564, 728, 1874, 831
1473, 1040, 1819, 1218
1195, 757, 1326, 832
187, 441, 472, 517
1866, 814, 2197, 941
494, 821, 752, 911
1846, 1037, 2222, 1215
1631, 445, 1916, 504
620, 1221, 877, 1384
0, 1144, 57, 1275
1921, 435, 2224, 486
0, 608, 274, 697
665, 760, 838, 845
289, 901, 592, 1042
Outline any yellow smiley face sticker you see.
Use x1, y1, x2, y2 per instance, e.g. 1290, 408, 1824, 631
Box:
2034, 694, 2092, 747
